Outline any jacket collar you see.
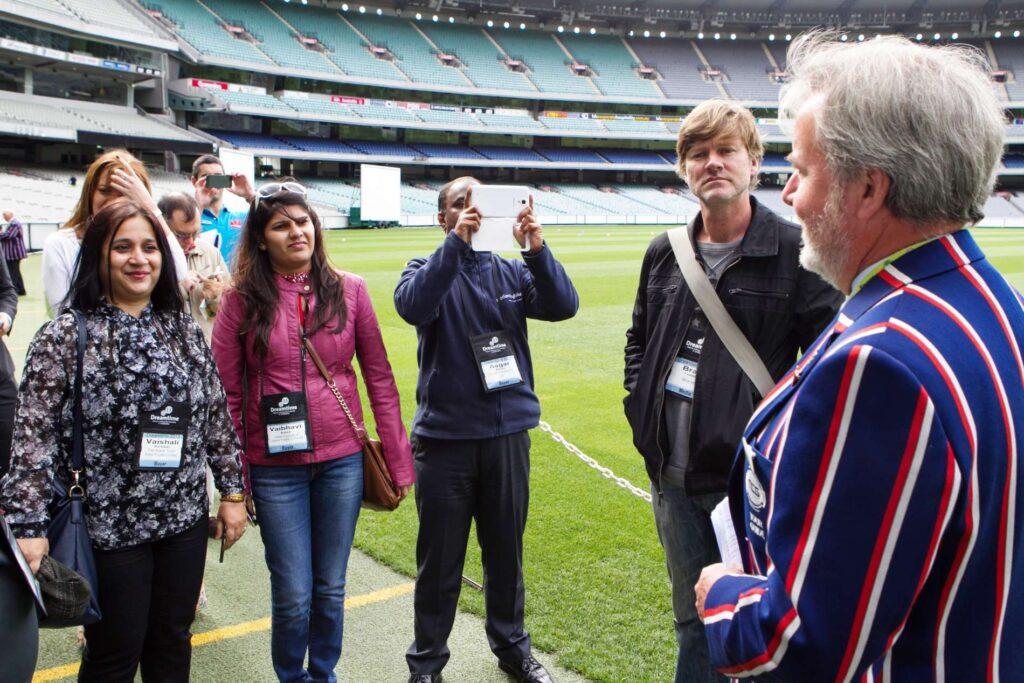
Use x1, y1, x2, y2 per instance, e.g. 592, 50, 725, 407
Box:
840, 228, 982, 324
274, 271, 314, 293
687, 195, 780, 258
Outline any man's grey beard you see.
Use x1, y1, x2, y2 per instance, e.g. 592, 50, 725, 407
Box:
798, 188, 854, 293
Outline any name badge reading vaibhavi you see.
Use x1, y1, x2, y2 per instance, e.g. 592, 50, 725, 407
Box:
135, 401, 189, 471
470, 330, 524, 393
260, 391, 312, 456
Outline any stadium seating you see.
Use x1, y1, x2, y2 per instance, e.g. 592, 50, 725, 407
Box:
346, 14, 467, 87
415, 108, 481, 127
599, 149, 672, 165
277, 96, 359, 119
208, 130, 300, 152
489, 29, 597, 95
16, 0, 162, 43
0, 94, 200, 142
618, 185, 700, 215
214, 90, 297, 114
535, 148, 607, 163
990, 40, 1024, 100
698, 40, 780, 101
408, 143, 486, 160
602, 118, 669, 134
202, 0, 341, 75
473, 146, 547, 162
344, 140, 417, 157
559, 34, 662, 98
477, 111, 544, 130
538, 116, 606, 132
279, 137, 360, 155
628, 38, 723, 100
144, 0, 275, 65
419, 22, 537, 92
276, 4, 407, 82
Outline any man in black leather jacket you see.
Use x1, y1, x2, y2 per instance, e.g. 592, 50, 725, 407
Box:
623, 100, 840, 682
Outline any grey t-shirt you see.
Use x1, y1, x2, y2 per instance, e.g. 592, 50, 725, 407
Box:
662, 237, 742, 488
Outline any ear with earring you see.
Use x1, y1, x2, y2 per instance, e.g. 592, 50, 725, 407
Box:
258, 243, 266, 251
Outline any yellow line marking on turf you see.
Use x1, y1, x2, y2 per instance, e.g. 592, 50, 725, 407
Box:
32, 582, 415, 682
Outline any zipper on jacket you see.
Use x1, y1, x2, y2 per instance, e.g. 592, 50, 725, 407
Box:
727, 287, 789, 300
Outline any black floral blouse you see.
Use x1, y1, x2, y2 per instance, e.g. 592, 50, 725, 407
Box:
0, 304, 244, 550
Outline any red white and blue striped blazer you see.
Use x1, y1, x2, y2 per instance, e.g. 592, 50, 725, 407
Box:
704, 229, 1024, 681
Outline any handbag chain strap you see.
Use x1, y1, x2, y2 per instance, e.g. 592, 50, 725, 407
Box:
301, 336, 369, 446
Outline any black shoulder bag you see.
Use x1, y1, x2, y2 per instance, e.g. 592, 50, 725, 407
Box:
41, 309, 101, 627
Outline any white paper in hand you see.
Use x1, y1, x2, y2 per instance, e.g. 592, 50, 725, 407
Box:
470, 185, 529, 252
711, 497, 744, 567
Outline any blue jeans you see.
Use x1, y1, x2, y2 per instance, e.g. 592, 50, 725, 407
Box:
250, 455, 363, 683
652, 478, 727, 683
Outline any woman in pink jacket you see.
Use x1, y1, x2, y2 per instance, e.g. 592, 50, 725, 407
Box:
211, 181, 414, 683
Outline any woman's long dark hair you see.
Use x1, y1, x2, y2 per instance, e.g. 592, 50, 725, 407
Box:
67, 198, 182, 315
232, 189, 345, 356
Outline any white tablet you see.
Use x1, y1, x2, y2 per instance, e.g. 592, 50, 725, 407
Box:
469, 185, 530, 252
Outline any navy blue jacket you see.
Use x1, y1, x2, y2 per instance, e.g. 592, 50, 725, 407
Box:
395, 232, 578, 439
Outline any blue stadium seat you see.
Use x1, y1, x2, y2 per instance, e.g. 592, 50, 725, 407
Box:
420, 22, 537, 92
560, 34, 662, 99
489, 29, 596, 94
473, 146, 547, 162
346, 14, 469, 87
144, 0, 275, 64
628, 37, 723, 100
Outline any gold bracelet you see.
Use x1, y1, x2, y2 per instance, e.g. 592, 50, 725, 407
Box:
221, 493, 245, 503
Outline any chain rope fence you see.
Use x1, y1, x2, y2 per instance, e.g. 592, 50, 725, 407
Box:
537, 421, 652, 503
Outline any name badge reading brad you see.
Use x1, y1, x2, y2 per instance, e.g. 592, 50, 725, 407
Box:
470, 330, 524, 393
260, 391, 312, 456
135, 401, 189, 471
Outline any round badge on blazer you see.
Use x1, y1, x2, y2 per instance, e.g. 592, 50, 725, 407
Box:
746, 468, 766, 511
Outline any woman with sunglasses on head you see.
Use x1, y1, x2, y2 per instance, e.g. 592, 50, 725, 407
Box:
2, 198, 247, 681
42, 149, 189, 316
212, 181, 414, 682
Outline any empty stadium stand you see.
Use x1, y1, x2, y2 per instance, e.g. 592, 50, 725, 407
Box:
627, 38, 724, 101
0, 92, 208, 145
559, 34, 663, 98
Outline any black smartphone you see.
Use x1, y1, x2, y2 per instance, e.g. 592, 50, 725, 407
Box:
205, 174, 233, 189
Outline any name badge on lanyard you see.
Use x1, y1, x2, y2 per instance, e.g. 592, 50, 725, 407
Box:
261, 391, 312, 455
470, 330, 524, 392
665, 315, 706, 400
135, 401, 189, 471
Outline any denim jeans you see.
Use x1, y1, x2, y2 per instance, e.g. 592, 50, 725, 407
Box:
651, 478, 727, 683
250, 454, 363, 683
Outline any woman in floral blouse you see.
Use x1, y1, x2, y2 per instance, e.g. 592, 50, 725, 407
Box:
1, 198, 247, 682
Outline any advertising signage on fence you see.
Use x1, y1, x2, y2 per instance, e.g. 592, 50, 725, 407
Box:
191, 79, 265, 95
330, 95, 365, 105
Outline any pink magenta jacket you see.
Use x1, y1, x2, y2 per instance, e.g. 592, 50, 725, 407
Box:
211, 272, 414, 487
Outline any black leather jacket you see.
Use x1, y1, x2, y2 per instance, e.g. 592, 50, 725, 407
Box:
624, 197, 842, 496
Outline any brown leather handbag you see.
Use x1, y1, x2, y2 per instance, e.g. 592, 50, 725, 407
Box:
302, 337, 402, 511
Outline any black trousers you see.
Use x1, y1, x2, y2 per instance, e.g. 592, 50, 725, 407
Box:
0, 397, 14, 477
407, 431, 533, 675
5, 260, 23, 296
79, 519, 207, 683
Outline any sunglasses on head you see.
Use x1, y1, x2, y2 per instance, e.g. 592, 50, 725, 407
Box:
256, 181, 307, 206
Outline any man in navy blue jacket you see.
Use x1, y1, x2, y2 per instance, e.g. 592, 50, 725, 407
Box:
396, 177, 578, 683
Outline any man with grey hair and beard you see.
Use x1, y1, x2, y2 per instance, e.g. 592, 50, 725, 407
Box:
695, 32, 1024, 680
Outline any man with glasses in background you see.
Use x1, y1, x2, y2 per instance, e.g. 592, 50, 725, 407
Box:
158, 192, 230, 343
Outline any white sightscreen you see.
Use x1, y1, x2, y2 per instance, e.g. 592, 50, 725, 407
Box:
359, 164, 401, 222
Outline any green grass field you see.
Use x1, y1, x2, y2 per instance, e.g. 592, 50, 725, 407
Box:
22, 225, 1024, 682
